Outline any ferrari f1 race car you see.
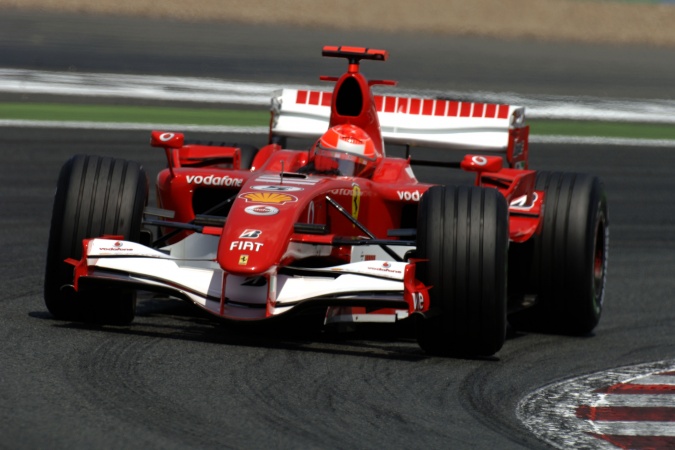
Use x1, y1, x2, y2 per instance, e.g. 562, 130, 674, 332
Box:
44, 46, 609, 356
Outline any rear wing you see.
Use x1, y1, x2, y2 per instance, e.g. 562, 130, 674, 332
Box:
269, 89, 530, 168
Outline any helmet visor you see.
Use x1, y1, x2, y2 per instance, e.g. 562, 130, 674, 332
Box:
314, 145, 372, 177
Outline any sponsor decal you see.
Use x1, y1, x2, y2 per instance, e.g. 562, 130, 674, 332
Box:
159, 132, 175, 141
239, 229, 261, 239
239, 192, 297, 204
185, 174, 243, 187
98, 241, 132, 252
510, 192, 539, 211
351, 183, 361, 221
472, 155, 488, 166
397, 190, 421, 202
330, 188, 356, 196
412, 292, 425, 311
251, 185, 302, 192
366, 264, 402, 275
244, 205, 279, 216
230, 241, 264, 252
238, 255, 249, 266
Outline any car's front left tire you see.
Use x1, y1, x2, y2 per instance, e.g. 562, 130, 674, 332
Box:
415, 185, 509, 356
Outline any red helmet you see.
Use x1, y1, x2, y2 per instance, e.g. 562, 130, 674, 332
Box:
310, 124, 381, 177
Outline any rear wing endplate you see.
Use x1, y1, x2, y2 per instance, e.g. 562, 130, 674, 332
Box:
270, 89, 530, 168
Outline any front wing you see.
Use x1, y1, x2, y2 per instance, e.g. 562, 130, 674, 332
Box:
68, 238, 429, 322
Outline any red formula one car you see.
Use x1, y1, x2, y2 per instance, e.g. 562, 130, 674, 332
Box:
44, 46, 609, 356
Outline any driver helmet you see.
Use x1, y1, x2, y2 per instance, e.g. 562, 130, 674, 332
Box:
310, 124, 380, 177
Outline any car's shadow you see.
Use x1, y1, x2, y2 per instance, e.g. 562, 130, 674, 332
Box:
30, 294, 522, 362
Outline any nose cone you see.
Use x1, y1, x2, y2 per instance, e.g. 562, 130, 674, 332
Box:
218, 228, 283, 275
217, 173, 331, 275
218, 201, 297, 275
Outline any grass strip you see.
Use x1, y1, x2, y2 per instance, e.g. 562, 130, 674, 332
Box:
2, 103, 675, 140
0, 102, 269, 126
529, 119, 675, 140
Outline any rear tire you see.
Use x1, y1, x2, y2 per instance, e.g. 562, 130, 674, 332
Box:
415, 185, 509, 356
509, 172, 609, 335
44, 155, 148, 324
238, 144, 259, 170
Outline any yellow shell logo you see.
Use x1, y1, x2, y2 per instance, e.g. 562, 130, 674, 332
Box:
239, 192, 297, 204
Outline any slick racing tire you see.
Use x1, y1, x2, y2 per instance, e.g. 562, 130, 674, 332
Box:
509, 172, 609, 335
235, 144, 258, 170
44, 155, 148, 325
415, 185, 509, 356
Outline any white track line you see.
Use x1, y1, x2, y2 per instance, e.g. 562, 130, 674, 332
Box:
0, 68, 300, 105
529, 135, 675, 147
593, 394, 675, 408
589, 422, 675, 437
4, 68, 675, 123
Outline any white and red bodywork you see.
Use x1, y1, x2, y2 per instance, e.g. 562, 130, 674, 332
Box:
70, 46, 541, 324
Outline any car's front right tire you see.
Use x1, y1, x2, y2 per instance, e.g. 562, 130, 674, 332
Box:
44, 155, 148, 324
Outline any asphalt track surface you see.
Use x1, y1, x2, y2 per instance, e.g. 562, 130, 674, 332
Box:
3, 9, 675, 100
1, 10, 675, 450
